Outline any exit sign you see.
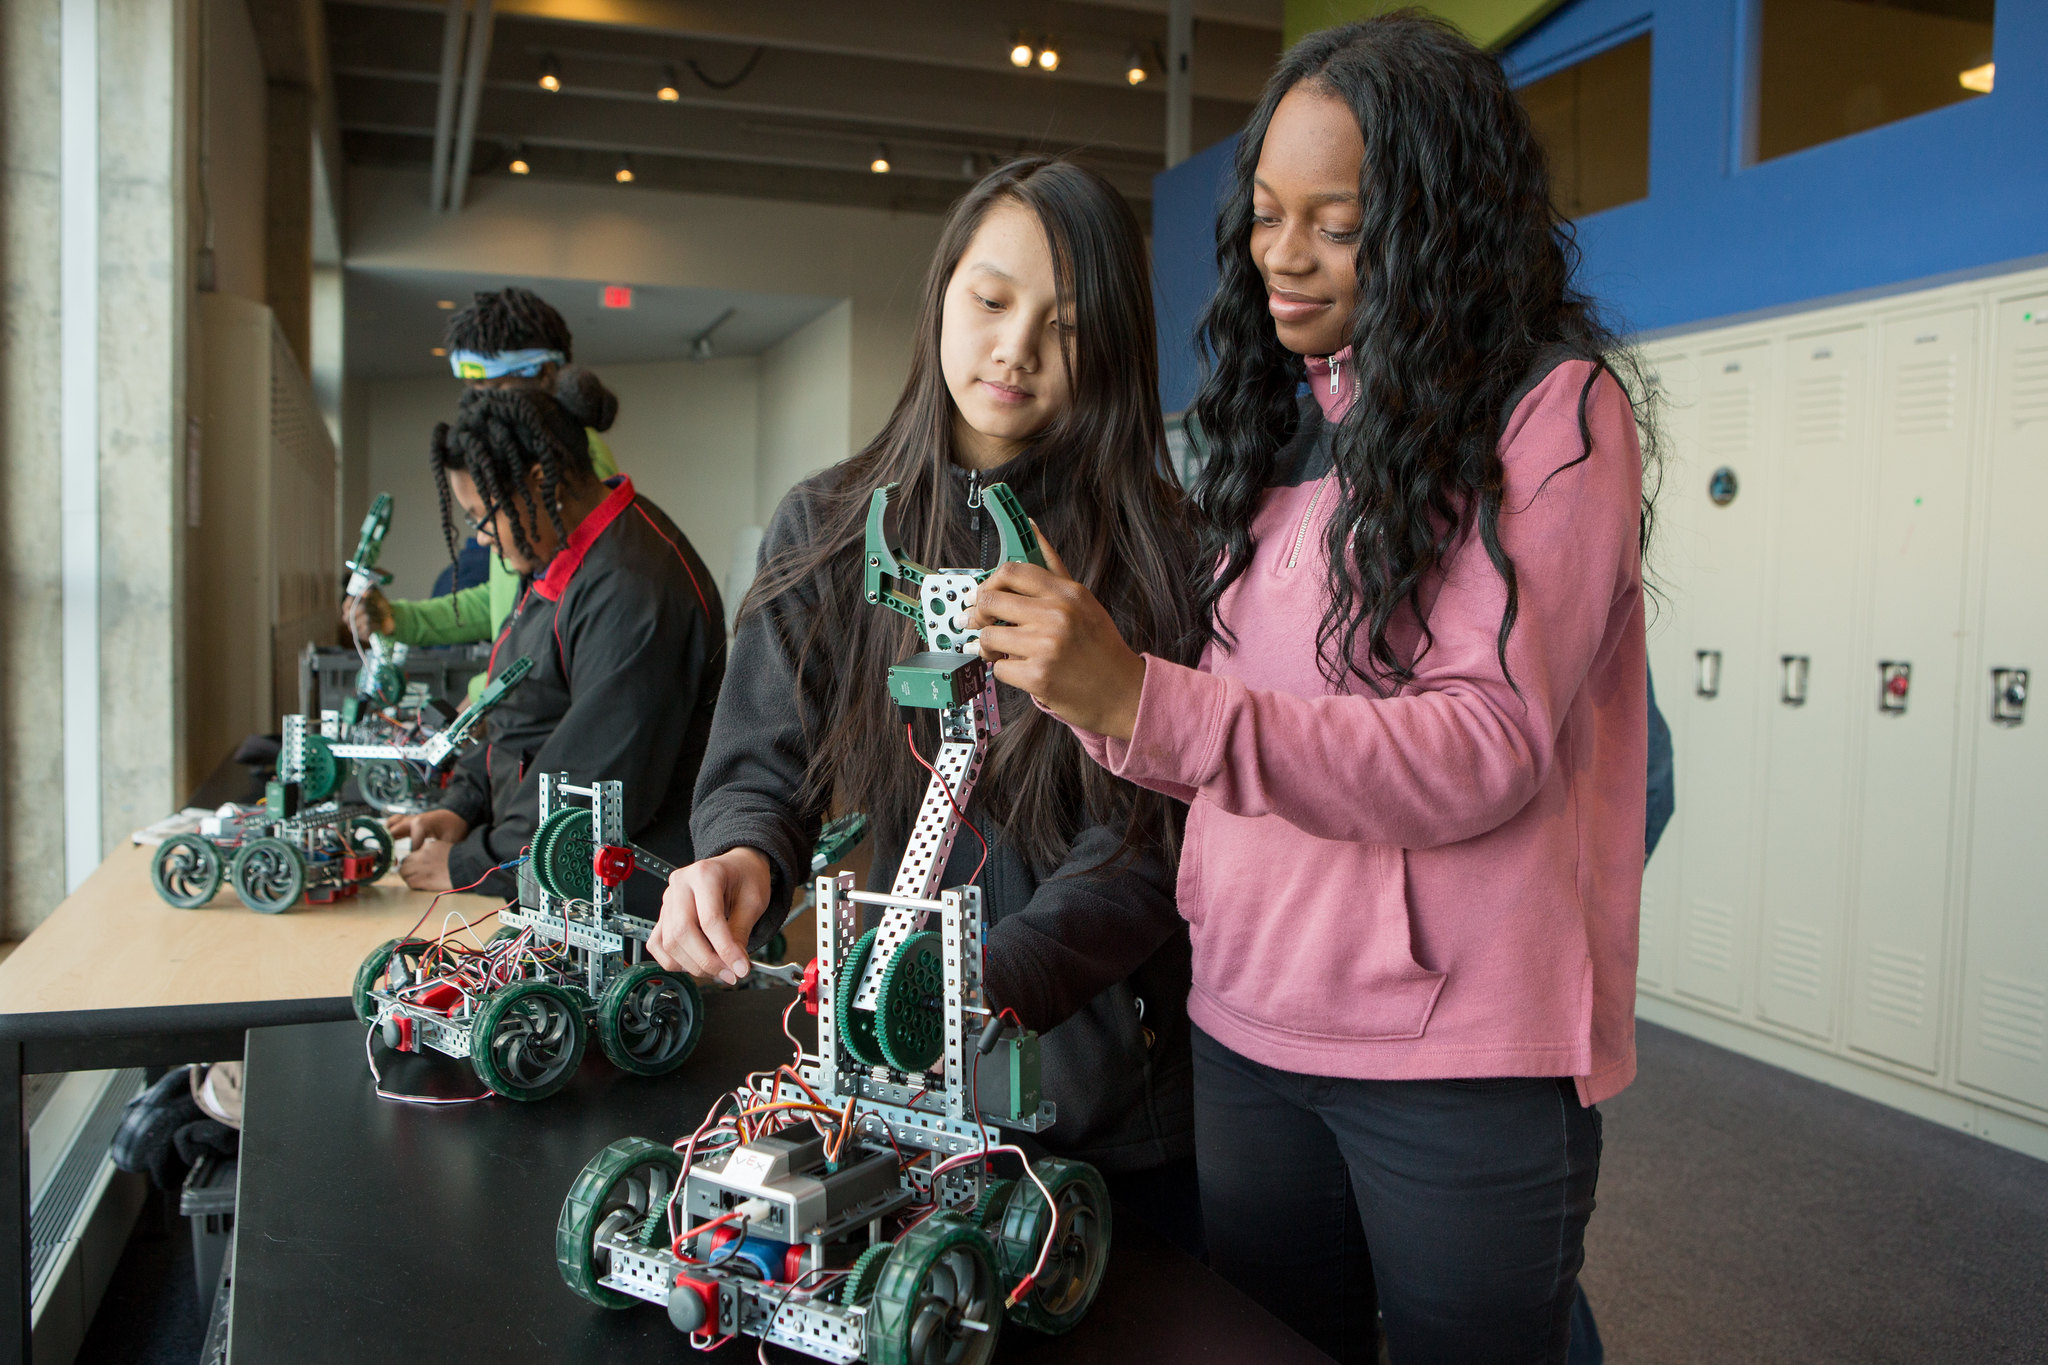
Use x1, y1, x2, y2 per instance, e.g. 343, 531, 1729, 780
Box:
601, 285, 633, 309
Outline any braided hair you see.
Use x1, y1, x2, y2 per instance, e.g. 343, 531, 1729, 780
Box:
430, 387, 595, 570
443, 286, 574, 359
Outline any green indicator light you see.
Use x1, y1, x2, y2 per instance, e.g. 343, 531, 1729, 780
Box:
1914, 497, 1924, 506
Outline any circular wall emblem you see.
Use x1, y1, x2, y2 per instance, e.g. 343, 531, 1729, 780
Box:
1708, 466, 1739, 506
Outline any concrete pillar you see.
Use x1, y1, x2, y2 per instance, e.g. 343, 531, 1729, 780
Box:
0, 0, 71, 936
95, 0, 189, 871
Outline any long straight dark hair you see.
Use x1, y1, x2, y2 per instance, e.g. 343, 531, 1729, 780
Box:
1193, 12, 1658, 693
746, 157, 1199, 871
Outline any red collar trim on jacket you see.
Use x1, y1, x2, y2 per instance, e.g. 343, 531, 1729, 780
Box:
533, 475, 632, 602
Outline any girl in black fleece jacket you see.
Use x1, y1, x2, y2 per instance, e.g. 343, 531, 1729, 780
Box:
646, 159, 1204, 1249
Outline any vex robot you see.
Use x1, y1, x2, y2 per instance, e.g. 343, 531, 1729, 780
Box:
554, 482, 1110, 1365
353, 774, 704, 1101
341, 493, 481, 814
148, 660, 531, 913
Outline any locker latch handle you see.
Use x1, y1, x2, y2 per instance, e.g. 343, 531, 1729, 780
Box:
1695, 649, 1722, 699
1780, 655, 1810, 708
1878, 661, 1911, 715
1991, 667, 2028, 727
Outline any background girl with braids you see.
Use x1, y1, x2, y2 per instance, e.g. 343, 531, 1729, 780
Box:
644, 157, 1207, 1252
343, 286, 623, 704
966, 16, 1658, 1363
383, 385, 724, 905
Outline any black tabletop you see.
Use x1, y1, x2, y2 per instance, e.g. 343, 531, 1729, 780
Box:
235, 989, 1330, 1364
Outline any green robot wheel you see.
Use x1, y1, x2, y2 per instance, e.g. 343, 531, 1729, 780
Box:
867, 1212, 1002, 1365
229, 838, 307, 914
993, 1158, 1111, 1334
471, 980, 586, 1101
343, 815, 395, 884
352, 937, 431, 1025
596, 961, 703, 1077
833, 927, 886, 1068
151, 834, 223, 909
875, 931, 946, 1073
555, 1137, 682, 1308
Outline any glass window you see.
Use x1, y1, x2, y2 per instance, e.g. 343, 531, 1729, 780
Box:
1518, 34, 1653, 219
1756, 0, 1995, 163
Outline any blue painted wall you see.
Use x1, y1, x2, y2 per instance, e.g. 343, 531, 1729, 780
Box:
1153, 0, 2048, 412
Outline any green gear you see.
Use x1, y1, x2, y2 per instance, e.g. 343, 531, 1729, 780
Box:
230, 837, 307, 913
533, 806, 595, 899
832, 1241, 895, 1305
875, 930, 946, 1073
971, 1179, 1016, 1232
833, 927, 886, 1068
555, 1137, 682, 1308
993, 1158, 1111, 1334
297, 734, 349, 803
151, 834, 223, 909
344, 815, 394, 883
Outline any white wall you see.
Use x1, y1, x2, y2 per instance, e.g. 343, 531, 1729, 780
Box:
757, 301, 853, 524
360, 358, 762, 617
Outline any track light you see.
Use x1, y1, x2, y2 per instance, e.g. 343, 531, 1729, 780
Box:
1959, 61, 1994, 93
657, 64, 681, 101
871, 143, 891, 174
1125, 46, 1149, 84
1010, 34, 1034, 67
538, 53, 562, 92
507, 144, 531, 175
1037, 42, 1059, 72
614, 154, 635, 184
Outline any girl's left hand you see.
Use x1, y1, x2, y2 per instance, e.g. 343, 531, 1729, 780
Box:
967, 533, 1147, 740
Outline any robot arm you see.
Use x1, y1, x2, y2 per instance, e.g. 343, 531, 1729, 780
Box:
343, 493, 394, 600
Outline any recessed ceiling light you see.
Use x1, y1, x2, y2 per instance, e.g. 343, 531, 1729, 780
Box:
1009, 35, 1034, 67
871, 143, 891, 174
431, 346, 448, 357
538, 53, 562, 93
435, 299, 455, 310
614, 154, 636, 184
1959, 62, 1994, 93
1125, 46, 1149, 84
1038, 43, 1059, 72
657, 65, 681, 101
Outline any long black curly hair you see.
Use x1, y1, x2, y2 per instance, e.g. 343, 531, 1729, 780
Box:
429, 386, 596, 569
1191, 12, 1658, 693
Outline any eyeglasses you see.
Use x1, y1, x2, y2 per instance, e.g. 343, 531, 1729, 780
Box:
460, 497, 502, 538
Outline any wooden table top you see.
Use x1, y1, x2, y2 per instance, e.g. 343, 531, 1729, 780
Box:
0, 841, 501, 1018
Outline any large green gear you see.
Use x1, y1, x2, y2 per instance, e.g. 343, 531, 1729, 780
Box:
832, 1241, 894, 1305
875, 930, 945, 1073
297, 734, 348, 803
833, 927, 886, 1068
533, 805, 595, 899
971, 1178, 1016, 1232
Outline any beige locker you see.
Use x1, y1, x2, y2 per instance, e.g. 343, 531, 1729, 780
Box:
1672, 341, 1774, 1013
1754, 326, 1871, 1040
1845, 308, 1978, 1073
1638, 349, 1697, 994
1956, 294, 2048, 1111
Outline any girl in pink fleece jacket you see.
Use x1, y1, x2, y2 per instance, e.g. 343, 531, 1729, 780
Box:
969, 16, 1653, 1365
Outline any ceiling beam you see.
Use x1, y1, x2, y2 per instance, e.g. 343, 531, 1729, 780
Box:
335, 72, 1162, 202
326, 0, 1280, 102
329, 7, 1252, 159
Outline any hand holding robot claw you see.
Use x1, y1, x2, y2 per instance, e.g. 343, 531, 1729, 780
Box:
554, 481, 1112, 1365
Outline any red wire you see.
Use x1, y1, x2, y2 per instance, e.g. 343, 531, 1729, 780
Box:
903, 722, 989, 887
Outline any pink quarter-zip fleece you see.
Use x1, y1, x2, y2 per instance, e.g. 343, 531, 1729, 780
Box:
1072, 354, 1647, 1105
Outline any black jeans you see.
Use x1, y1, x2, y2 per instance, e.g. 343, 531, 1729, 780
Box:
1192, 1027, 1602, 1365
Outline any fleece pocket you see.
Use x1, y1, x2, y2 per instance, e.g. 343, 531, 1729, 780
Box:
1187, 818, 1445, 1042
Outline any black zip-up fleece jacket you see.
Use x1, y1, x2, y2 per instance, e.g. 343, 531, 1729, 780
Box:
438, 477, 726, 917
691, 454, 1194, 1174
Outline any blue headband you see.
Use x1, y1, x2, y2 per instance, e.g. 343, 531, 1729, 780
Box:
449, 347, 566, 380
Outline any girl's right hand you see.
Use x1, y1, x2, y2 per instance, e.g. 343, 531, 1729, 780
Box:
648, 847, 773, 984
345, 587, 395, 643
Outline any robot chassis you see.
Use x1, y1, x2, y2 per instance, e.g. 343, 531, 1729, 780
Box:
147, 659, 530, 913
555, 481, 1111, 1365
352, 772, 706, 1101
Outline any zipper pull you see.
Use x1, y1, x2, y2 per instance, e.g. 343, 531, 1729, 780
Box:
1329, 352, 1342, 395
966, 470, 982, 542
